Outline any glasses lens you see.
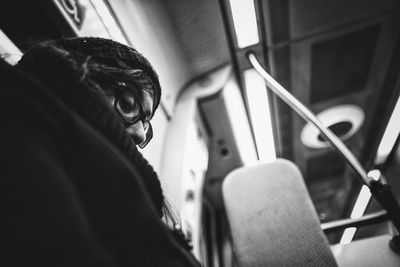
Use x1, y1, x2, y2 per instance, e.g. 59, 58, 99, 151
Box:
138, 122, 153, 149
115, 90, 141, 123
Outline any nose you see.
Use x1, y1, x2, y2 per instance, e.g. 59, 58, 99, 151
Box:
126, 121, 146, 145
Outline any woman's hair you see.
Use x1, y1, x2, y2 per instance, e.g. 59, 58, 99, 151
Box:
22, 37, 161, 112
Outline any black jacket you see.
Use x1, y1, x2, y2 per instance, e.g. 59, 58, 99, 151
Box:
0, 56, 200, 267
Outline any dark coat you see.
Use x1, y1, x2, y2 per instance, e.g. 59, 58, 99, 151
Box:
0, 57, 200, 267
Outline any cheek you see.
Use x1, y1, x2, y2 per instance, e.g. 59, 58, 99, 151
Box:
127, 123, 140, 133
126, 122, 144, 135
126, 123, 146, 144
141, 91, 154, 115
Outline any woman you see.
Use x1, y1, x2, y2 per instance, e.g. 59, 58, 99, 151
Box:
1, 37, 199, 266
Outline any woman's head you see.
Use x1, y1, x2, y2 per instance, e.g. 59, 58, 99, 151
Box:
17, 37, 189, 246
19, 37, 161, 148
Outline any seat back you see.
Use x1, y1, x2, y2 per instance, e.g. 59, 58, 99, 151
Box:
222, 159, 337, 266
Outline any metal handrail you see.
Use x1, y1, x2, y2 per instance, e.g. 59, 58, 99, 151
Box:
247, 52, 373, 186
321, 210, 389, 234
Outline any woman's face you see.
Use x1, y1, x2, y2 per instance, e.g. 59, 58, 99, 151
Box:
124, 90, 154, 145
107, 81, 155, 147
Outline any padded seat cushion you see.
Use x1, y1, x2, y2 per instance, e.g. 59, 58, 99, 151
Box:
222, 159, 337, 266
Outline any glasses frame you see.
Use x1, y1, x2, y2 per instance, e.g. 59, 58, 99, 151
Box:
113, 82, 153, 148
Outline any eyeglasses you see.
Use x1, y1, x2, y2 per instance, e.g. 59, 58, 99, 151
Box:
113, 82, 153, 148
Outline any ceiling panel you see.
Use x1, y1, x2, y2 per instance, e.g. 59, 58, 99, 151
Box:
310, 24, 380, 104
163, 0, 230, 76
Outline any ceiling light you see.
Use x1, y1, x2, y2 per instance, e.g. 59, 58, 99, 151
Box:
375, 96, 400, 165
340, 227, 357, 245
0, 29, 22, 65
224, 78, 258, 165
339, 170, 380, 245
228, 0, 259, 48
350, 185, 372, 219
88, 0, 128, 44
244, 69, 276, 162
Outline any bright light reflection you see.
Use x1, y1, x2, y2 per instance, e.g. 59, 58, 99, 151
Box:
228, 0, 259, 48
245, 69, 276, 162
224, 79, 258, 165
375, 96, 400, 164
340, 227, 357, 245
340, 170, 380, 244
350, 185, 371, 219
89, 0, 128, 45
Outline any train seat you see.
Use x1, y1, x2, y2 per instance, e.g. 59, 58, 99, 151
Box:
222, 159, 337, 266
